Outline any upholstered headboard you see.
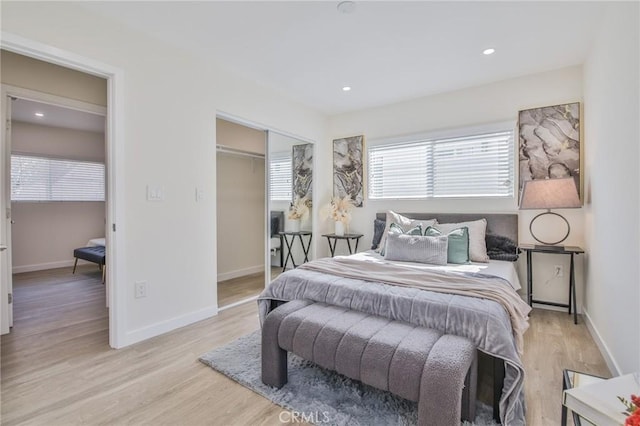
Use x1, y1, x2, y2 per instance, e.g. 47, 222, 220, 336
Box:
375, 212, 518, 243
270, 211, 285, 237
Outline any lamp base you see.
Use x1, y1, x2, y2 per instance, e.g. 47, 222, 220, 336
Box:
534, 244, 565, 251
529, 211, 571, 248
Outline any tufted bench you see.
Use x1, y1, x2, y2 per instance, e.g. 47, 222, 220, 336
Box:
262, 300, 477, 425
72, 246, 106, 283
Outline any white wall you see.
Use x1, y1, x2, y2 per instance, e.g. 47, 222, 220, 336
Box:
12, 121, 105, 161
583, 3, 639, 375
11, 122, 106, 273
1, 2, 325, 346
11, 202, 106, 273
326, 66, 585, 305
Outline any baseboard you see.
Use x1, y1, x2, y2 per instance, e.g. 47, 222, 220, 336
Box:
219, 294, 259, 311
217, 265, 264, 282
582, 307, 621, 376
123, 305, 218, 347
12, 259, 92, 274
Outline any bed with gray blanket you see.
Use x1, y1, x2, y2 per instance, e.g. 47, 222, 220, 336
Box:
258, 213, 529, 425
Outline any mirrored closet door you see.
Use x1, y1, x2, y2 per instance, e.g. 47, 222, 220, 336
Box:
267, 132, 313, 282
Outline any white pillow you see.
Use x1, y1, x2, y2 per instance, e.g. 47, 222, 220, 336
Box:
435, 218, 489, 262
376, 210, 437, 253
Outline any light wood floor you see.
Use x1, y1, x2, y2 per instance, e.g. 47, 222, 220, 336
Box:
217, 267, 282, 308
2, 268, 609, 425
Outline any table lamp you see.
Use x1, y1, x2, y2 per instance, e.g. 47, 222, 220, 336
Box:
519, 177, 581, 250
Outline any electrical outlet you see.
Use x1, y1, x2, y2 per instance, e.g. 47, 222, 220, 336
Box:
554, 265, 564, 278
135, 281, 147, 298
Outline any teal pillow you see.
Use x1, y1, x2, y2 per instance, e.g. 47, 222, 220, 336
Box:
425, 226, 470, 264
381, 222, 423, 256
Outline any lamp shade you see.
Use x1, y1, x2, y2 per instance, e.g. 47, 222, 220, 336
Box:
519, 178, 581, 210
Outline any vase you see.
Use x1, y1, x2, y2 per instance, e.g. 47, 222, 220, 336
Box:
334, 221, 345, 236
289, 219, 300, 232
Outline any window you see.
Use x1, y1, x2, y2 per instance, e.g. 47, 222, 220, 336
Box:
11, 154, 105, 201
269, 153, 292, 201
368, 129, 514, 199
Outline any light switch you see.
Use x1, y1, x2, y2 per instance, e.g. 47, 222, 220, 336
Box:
196, 188, 205, 202
147, 185, 165, 201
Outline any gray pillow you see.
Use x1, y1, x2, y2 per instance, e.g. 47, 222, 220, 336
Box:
371, 219, 386, 250
380, 222, 423, 256
384, 232, 448, 265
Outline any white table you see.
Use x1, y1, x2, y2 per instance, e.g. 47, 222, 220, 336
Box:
563, 371, 639, 426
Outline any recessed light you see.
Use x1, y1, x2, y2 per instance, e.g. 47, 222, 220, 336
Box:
34, 112, 44, 117
337, 1, 356, 14
483, 48, 496, 55
342, 86, 352, 92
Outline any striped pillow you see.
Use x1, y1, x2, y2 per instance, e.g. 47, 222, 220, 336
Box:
384, 232, 449, 265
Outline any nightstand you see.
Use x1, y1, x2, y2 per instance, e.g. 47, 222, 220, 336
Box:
519, 245, 584, 324
322, 233, 363, 257
279, 231, 312, 271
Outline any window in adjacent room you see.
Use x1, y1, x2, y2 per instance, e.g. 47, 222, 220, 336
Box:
368, 128, 514, 199
11, 154, 105, 202
269, 152, 292, 201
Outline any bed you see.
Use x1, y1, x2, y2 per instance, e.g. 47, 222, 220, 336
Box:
258, 212, 530, 425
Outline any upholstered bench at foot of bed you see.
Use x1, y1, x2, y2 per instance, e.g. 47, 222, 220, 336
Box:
262, 299, 477, 426
73, 246, 106, 283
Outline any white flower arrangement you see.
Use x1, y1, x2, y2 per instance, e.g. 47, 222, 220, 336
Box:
288, 196, 311, 221
321, 195, 354, 226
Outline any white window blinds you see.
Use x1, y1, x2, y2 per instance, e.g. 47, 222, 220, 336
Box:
269, 153, 292, 201
11, 154, 105, 202
368, 130, 514, 199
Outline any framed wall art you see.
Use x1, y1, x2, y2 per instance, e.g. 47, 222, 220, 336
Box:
333, 135, 364, 207
291, 143, 313, 202
518, 102, 581, 196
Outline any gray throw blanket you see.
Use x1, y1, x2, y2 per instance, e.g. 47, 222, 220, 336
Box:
258, 255, 530, 425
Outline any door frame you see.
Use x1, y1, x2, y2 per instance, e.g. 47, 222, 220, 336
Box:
0, 32, 127, 348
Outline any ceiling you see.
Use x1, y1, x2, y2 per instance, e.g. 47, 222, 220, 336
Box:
11, 98, 105, 133
81, 1, 608, 115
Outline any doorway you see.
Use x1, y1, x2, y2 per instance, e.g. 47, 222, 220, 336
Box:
214, 113, 315, 310
215, 118, 267, 309
0, 40, 124, 348
7, 96, 108, 343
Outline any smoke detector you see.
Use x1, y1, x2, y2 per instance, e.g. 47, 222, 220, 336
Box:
337, 1, 356, 14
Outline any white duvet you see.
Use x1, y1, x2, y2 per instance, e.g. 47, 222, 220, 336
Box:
355, 250, 521, 291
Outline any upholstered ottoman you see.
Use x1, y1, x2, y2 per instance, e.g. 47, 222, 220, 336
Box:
262, 299, 477, 425
72, 246, 106, 283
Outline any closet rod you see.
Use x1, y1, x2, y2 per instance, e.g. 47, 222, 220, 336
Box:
216, 145, 265, 160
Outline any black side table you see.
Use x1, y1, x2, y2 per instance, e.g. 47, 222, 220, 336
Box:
322, 233, 363, 257
279, 231, 312, 271
519, 244, 584, 324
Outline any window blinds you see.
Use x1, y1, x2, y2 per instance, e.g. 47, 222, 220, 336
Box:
11, 154, 105, 202
269, 153, 292, 201
368, 130, 514, 199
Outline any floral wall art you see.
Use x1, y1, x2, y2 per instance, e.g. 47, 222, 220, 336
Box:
291, 143, 313, 202
518, 102, 581, 195
333, 135, 364, 207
